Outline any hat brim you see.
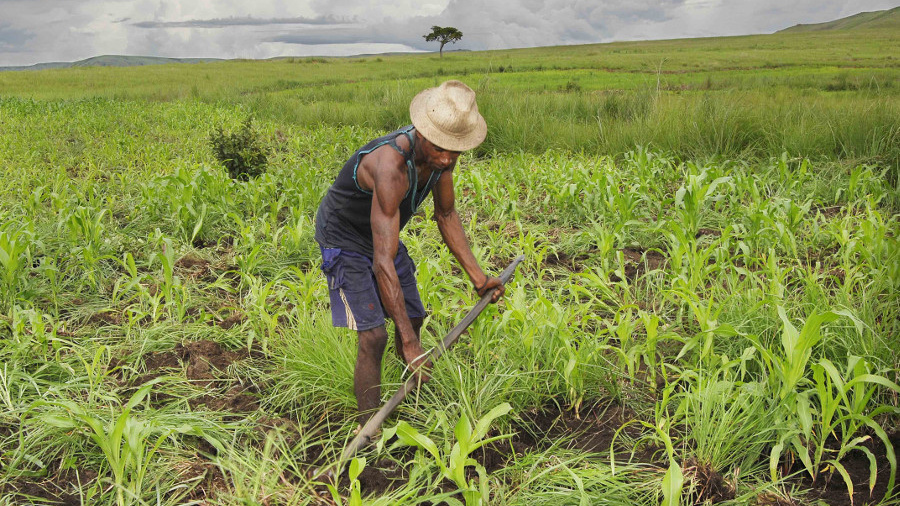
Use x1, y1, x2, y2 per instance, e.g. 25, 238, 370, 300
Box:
410, 87, 487, 152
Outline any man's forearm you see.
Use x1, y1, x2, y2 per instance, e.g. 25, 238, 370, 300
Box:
372, 258, 417, 342
435, 208, 486, 286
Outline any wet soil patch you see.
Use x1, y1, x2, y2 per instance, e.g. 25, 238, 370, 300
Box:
812, 205, 844, 220
212, 311, 246, 330
798, 430, 900, 506
119, 340, 259, 412
515, 402, 646, 458
2, 467, 98, 506
175, 253, 211, 279
0, 422, 14, 438
609, 247, 667, 282
175, 340, 261, 414
87, 310, 121, 326
189, 384, 260, 413
176, 340, 250, 385
545, 249, 597, 272
356, 458, 409, 494
696, 228, 722, 238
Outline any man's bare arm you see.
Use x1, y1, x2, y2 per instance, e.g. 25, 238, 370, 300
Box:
362, 149, 430, 370
432, 170, 505, 302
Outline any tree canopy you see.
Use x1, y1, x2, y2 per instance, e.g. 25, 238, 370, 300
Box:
423, 26, 463, 57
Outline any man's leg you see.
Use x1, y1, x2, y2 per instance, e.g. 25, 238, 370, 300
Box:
355, 325, 389, 426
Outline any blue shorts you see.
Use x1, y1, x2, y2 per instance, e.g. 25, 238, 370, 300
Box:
319, 243, 427, 331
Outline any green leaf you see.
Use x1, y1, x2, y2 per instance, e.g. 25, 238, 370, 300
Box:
455, 413, 473, 454
770, 440, 786, 481
395, 421, 441, 465
349, 457, 366, 482
796, 393, 813, 438
660, 459, 683, 506
827, 459, 855, 502
472, 403, 512, 443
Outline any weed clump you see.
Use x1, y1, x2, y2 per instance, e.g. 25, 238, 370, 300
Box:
209, 118, 270, 181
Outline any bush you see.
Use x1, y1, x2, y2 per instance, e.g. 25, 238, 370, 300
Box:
209, 118, 270, 181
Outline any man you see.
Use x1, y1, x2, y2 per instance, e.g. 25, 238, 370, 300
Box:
314, 80, 505, 426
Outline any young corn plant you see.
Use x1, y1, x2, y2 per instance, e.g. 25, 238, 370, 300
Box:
62, 205, 108, 287
673, 164, 732, 239
31, 379, 168, 506
241, 273, 289, 353
797, 356, 900, 500
143, 165, 221, 245
147, 236, 176, 318
0, 222, 34, 309
612, 416, 683, 506
749, 306, 879, 488
382, 402, 513, 506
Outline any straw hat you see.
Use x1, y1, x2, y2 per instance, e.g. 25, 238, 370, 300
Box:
409, 80, 487, 151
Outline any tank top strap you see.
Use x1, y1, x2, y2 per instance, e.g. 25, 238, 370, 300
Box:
386, 125, 416, 158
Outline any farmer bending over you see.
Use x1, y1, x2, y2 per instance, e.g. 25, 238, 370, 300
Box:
314, 80, 505, 426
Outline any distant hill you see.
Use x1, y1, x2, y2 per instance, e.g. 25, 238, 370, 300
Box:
0, 55, 222, 72
777, 6, 900, 32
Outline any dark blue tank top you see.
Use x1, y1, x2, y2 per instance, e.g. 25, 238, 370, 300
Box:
314, 125, 442, 257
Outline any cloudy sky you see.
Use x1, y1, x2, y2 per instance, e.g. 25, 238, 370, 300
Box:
0, 0, 895, 67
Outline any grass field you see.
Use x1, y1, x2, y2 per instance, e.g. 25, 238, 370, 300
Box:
0, 25, 898, 506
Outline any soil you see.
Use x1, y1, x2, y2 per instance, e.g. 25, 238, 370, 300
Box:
115, 340, 259, 413
174, 253, 211, 278
684, 458, 736, 503
545, 249, 596, 272
321, 402, 899, 505
87, 310, 121, 326
214, 311, 246, 329
176, 339, 250, 385
515, 401, 645, 457
1, 467, 98, 506
798, 431, 900, 506
545, 245, 668, 278
609, 247, 667, 282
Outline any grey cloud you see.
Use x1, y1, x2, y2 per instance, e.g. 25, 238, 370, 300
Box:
0, 24, 33, 51
132, 15, 355, 29
269, 27, 424, 48
267, 0, 649, 50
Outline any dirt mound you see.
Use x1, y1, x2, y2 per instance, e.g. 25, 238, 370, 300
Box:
2, 467, 98, 506
176, 340, 249, 385
684, 458, 735, 504
190, 385, 259, 413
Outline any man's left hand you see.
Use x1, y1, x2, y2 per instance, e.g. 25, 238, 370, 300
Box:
476, 276, 505, 303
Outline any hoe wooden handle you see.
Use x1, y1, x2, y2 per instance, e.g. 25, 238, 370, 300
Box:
339, 255, 525, 463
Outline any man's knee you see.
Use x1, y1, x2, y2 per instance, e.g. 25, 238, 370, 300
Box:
358, 326, 388, 356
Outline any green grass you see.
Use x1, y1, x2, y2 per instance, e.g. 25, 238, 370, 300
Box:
1, 27, 898, 506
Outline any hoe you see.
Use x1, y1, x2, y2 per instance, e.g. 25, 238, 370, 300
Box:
321, 255, 524, 478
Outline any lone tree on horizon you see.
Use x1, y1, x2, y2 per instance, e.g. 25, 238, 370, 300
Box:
424, 26, 463, 57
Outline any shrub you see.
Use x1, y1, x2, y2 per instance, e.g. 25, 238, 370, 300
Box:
209, 118, 270, 181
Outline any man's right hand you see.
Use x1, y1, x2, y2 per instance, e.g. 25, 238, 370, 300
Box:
401, 340, 432, 383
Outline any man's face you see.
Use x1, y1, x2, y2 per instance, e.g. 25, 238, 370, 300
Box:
418, 135, 461, 172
